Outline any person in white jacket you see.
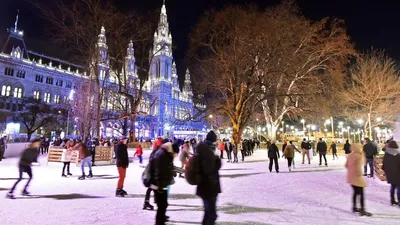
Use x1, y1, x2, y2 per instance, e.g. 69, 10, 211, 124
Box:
61, 141, 73, 177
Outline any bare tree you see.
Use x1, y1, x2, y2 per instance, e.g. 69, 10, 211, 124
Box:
340, 51, 400, 137
255, 1, 355, 140
189, 6, 265, 144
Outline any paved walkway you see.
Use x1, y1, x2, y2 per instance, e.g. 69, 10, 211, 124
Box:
0, 150, 399, 225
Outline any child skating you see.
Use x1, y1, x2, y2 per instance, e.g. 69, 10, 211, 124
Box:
61, 140, 73, 177
6, 139, 41, 199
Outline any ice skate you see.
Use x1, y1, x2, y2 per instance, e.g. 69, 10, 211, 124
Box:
116, 189, 126, 197
143, 202, 154, 210
62, 173, 67, 177
21, 190, 30, 196
352, 207, 360, 213
390, 201, 399, 206
78, 174, 86, 180
87, 170, 93, 178
6, 192, 14, 199
359, 210, 372, 217
121, 189, 127, 195
67, 172, 73, 176
325, 163, 328, 167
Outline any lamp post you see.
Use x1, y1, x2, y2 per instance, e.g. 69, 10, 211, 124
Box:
347, 126, 350, 140
300, 119, 305, 131
307, 124, 311, 140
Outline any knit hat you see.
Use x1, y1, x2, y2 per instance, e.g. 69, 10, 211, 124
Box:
206, 131, 217, 142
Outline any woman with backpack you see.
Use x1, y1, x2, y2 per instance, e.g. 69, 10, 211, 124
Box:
382, 140, 400, 207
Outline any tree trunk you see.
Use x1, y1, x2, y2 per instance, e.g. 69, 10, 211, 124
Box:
232, 124, 242, 144
266, 123, 278, 141
129, 114, 137, 142
27, 131, 32, 142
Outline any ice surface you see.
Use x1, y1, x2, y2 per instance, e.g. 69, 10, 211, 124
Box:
0, 150, 399, 225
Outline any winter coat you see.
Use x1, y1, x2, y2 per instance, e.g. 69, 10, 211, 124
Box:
115, 143, 129, 168
224, 142, 233, 152
317, 141, 328, 154
282, 143, 287, 154
345, 145, 367, 188
331, 143, 337, 153
180, 144, 190, 163
71, 143, 91, 159
134, 146, 143, 157
219, 142, 225, 151
268, 143, 280, 158
151, 143, 175, 190
344, 143, 351, 154
383, 147, 400, 186
196, 141, 221, 198
283, 145, 295, 158
301, 141, 311, 150
19, 147, 39, 166
363, 142, 377, 159
61, 148, 72, 162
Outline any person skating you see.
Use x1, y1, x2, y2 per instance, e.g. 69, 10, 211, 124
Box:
233, 142, 239, 163
225, 140, 233, 163
382, 140, 400, 207
91, 138, 100, 166
61, 140, 73, 177
345, 144, 372, 216
240, 142, 245, 162
344, 140, 351, 159
363, 138, 378, 178
143, 137, 163, 210
196, 131, 221, 225
330, 141, 339, 160
134, 144, 144, 167
268, 141, 280, 173
70, 142, 93, 180
151, 140, 176, 225
115, 136, 129, 197
282, 140, 287, 155
316, 138, 328, 166
301, 138, 311, 164
218, 141, 224, 159
0, 136, 6, 161
6, 139, 40, 199
283, 141, 295, 172
179, 141, 190, 178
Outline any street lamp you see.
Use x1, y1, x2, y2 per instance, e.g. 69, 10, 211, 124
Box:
357, 119, 363, 125
300, 119, 305, 131
347, 126, 351, 140
376, 117, 382, 122
209, 114, 214, 119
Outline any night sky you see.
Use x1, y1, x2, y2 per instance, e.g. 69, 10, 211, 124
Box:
1, 0, 400, 77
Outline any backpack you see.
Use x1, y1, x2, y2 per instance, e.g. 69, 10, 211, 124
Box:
141, 160, 152, 188
185, 153, 202, 185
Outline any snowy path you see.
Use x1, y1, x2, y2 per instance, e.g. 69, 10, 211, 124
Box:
0, 150, 399, 225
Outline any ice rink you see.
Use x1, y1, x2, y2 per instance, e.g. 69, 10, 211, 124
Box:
1, 149, 399, 225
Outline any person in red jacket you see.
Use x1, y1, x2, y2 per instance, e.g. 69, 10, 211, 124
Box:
134, 144, 144, 167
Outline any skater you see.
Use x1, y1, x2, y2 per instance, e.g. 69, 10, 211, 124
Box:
345, 143, 372, 216
282, 140, 287, 155
218, 141, 224, 159
382, 140, 400, 206
363, 138, 377, 177
330, 141, 339, 160
232, 142, 239, 163
301, 138, 311, 164
44, 138, 50, 154
0, 135, 6, 160
283, 141, 295, 172
134, 144, 144, 167
143, 137, 163, 211
6, 139, 40, 199
268, 141, 280, 173
70, 142, 92, 180
91, 138, 100, 166
115, 136, 129, 197
225, 140, 233, 163
151, 140, 176, 225
317, 138, 328, 166
344, 140, 351, 159
61, 141, 73, 177
240, 142, 246, 162
179, 141, 190, 178
196, 131, 221, 225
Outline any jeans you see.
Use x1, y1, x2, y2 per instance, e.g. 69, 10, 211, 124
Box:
202, 196, 218, 225
233, 152, 238, 162
364, 158, 374, 176
319, 153, 327, 165
138, 155, 143, 164
302, 149, 310, 163
62, 162, 71, 174
241, 151, 245, 161
227, 151, 232, 161
117, 167, 126, 189
352, 185, 364, 210
81, 156, 92, 174
10, 165, 32, 193
269, 157, 279, 172
155, 190, 168, 225
390, 184, 400, 203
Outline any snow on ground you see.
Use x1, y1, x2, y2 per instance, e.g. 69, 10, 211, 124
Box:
0, 149, 399, 225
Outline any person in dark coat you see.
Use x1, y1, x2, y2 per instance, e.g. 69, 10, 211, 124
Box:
363, 138, 378, 177
330, 141, 338, 160
382, 140, 400, 206
344, 140, 351, 158
282, 141, 287, 155
7, 139, 40, 199
268, 141, 280, 173
151, 141, 175, 225
316, 138, 328, 166
224, 140, 233, 163
196, 131, 221, 225
115, 136, 129, 197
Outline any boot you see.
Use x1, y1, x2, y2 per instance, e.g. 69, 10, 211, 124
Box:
6, 192, 14, 199
87, 170, 93, 178
116, 189, 125, 197
67, 172, 73, 176
62, 173, 67, 177
121, 188, 127, 195
143, 202, 154, 210
22, 190, 30, 196
391, 200, 399, 206
352, 207, 360, 213
78, 173, 86, 180
359, 209, 372, 217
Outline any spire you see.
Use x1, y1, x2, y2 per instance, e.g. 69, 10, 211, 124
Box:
185, 68, 191, 82
98, 26, 107, 45
14, 10, 19, 32
127, 40, 134, 57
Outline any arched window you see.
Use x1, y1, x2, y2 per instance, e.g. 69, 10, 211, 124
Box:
54, 94, 60, 104
1, 85, 11, 96
33, 91, 40, 100
13, 87, 23, 98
